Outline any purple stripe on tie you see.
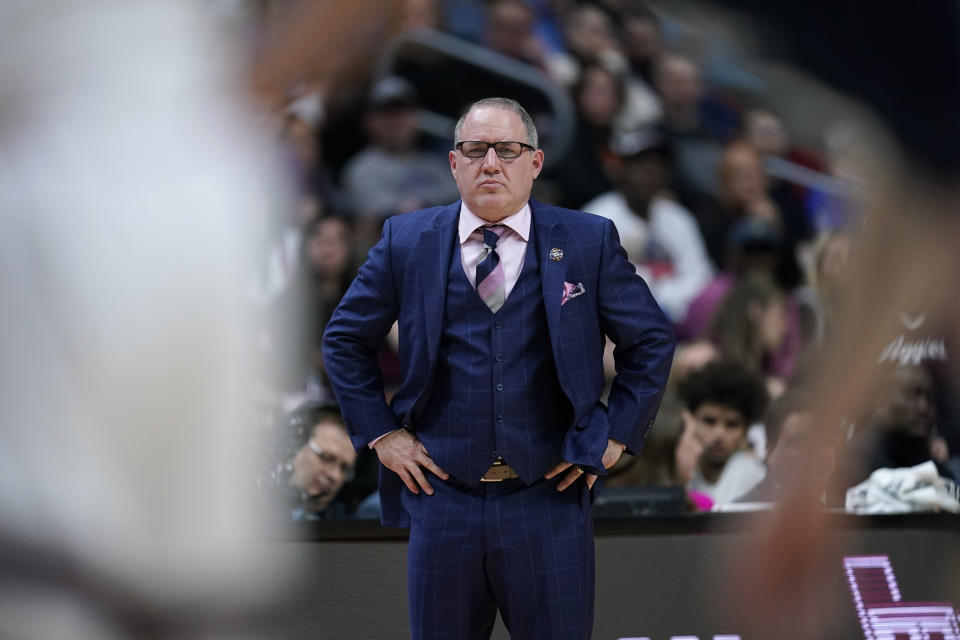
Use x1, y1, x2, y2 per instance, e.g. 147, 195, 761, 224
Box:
476, 270, 502, 300
475, 224, 508, 312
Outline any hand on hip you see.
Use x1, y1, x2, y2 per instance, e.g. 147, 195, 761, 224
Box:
373, 428, 449, 495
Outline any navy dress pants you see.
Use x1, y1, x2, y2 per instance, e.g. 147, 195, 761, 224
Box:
402, 475, 595, 640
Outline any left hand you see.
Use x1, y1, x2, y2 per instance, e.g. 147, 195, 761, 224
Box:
544, 438, 627, 491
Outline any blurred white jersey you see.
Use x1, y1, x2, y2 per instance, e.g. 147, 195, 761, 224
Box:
0, 2, 285, 636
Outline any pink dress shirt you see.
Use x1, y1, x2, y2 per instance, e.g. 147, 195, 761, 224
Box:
457, 202, 531, 299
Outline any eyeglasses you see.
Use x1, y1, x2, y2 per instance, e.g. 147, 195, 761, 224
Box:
456, 141, 535, 159
307, 440, 354, 479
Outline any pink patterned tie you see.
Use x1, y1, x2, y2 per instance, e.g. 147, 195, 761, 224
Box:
475, 225, 507, 312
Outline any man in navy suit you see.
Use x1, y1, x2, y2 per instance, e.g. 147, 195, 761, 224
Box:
323, 97, 674, 639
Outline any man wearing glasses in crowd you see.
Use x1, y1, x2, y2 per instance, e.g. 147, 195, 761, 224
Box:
323, 97, 673, 638
274, 404, 357, 521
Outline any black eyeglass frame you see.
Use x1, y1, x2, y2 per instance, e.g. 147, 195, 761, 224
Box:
455, 140, 536, 159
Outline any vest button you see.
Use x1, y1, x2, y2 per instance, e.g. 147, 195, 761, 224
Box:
495, 354, 503, 362
494, 322, 501, 329
496, 415, 503, 423
496, 383, 503, 391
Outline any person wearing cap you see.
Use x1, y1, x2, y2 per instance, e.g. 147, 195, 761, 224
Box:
323, 97, 674, 638
341, 75, 459, 226
583, 129, 713, 324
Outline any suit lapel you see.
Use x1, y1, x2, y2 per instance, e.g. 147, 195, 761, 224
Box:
415, 202, 460, 366
531, 200, 572, 394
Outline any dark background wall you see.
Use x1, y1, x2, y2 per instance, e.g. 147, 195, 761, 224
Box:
261, 514, 960, 639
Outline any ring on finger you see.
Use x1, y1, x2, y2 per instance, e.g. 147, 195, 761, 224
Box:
574, 465, 584, 475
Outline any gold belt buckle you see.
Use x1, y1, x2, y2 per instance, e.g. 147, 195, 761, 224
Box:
481, 459, 516, 482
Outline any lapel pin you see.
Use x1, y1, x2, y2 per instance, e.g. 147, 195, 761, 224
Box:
549, 247, 564, 262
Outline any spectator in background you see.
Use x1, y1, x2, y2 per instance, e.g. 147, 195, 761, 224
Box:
262, 404, 358, 522
270, 214, 358, 401
737, 389, 840, 505
302, 216, 358, 329
802, 124, 866, 233
483, 0, 546, 68
613, 4, 664, 131
667, 339, 721, 393
282, 87, 352, 217
679, 359, 769, 504
341, 75, 459, 243
547, 63, 623, 208
697, 139, 806, 291
583, 129, 713, 323
742, 108, 818, 244
678, 218, 804, 385
301, 215, 358, 375
848, 364, 956, 484
546, 4, 628, 88
795, 230, 853, 347
653, 53, 740, 207
606, 398, 713, 512
707, 271, 792, 393
622, 4, 662, 86
696, 140, 782, 269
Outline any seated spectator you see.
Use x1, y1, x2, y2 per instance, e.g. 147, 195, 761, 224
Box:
611, 4, 663, 131
737, 389, 841, 505
707, 271, 791, 392
678, 359, 770, 504
281, 87, 352, 217
547, 63, 623, 208
678, 219, 804, 384
695, 140, 782, 269
584, 129, 713, 323
653, 53, 740, 207
268, 215, 358, 400
742, 107, 819, 245
666, 338, 720, 396
848, 364, 956, 484
483, 0, 546, 68
261, 404, 358, 522
546, 4, 628, 88
621, 4, 661, 86
341, 76, 459, 235
694, 139, 806, 291
606, 398, 713, 512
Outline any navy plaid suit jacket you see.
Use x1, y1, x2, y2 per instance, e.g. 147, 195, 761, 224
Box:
323, 198, 674, 523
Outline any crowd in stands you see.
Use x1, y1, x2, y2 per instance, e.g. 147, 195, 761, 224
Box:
242, 0, 960, 520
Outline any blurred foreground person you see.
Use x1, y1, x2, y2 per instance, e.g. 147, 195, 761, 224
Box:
0, 2, 293, 637
673, 3, 960, 638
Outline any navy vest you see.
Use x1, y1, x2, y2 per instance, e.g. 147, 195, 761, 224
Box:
416, 229, 573, 486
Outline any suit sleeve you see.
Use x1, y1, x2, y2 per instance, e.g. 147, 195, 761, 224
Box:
596, 217, 676, 453
321, 218, 401, 450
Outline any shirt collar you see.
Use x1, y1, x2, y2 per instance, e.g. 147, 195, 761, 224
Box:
458, 201, 531, 244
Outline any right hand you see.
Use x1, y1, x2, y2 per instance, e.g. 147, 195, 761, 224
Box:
373, 429, 449, 495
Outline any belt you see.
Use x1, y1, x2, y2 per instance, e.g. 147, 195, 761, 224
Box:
480, 459, 521, 482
